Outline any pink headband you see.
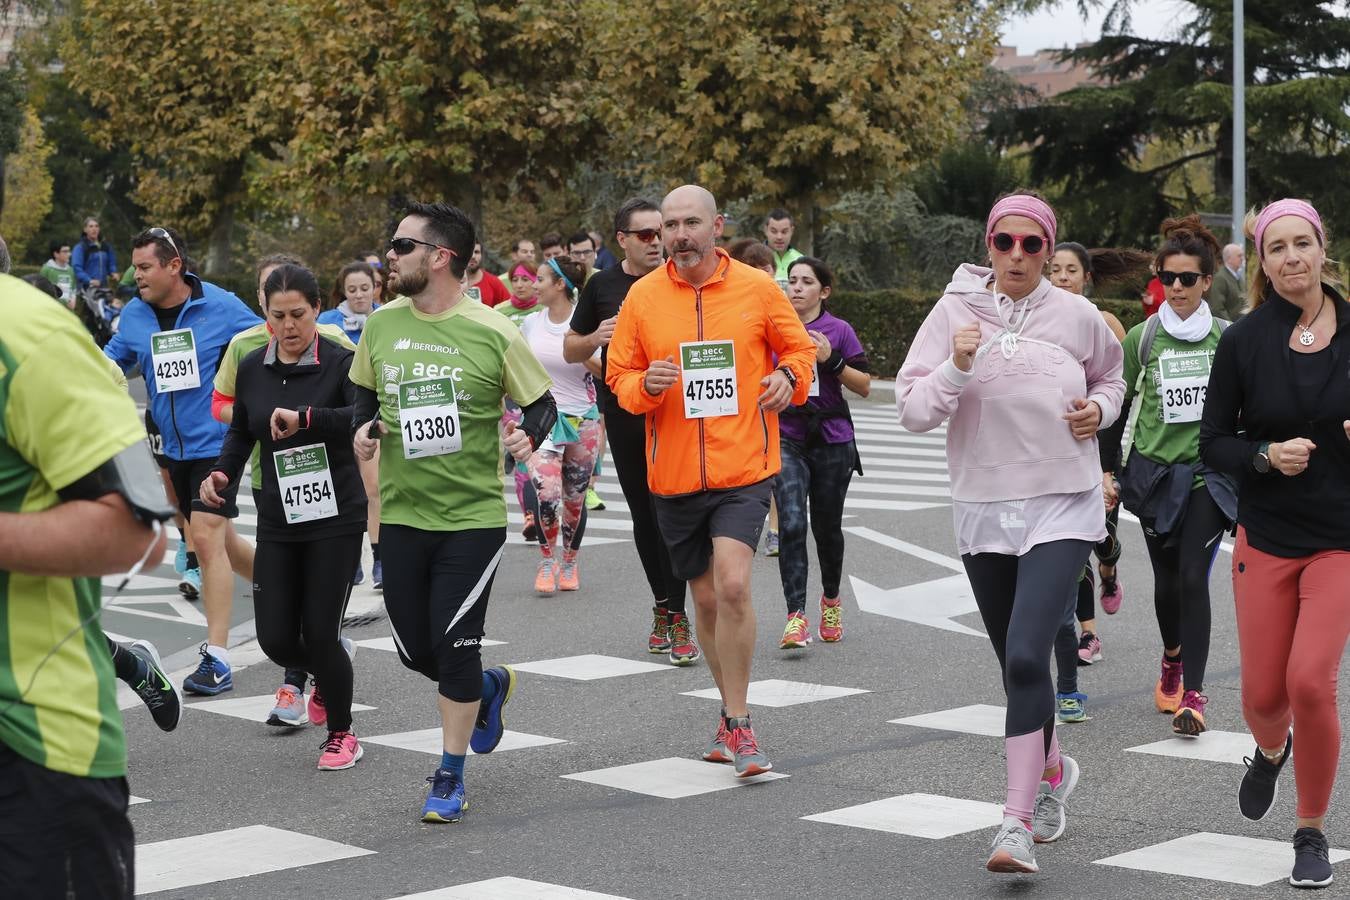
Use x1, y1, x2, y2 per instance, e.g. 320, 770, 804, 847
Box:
510, 264, 538, 282
986, 195, 1057, 250
1254, 199, 1324, 258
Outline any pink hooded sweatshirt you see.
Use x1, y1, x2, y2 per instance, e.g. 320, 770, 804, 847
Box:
896, 264, 1125, 504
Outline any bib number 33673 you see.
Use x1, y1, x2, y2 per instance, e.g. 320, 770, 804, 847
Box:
398, 376, 462, 458
274, 443, 338, 523
151, 328, 200, 393
1158, 349, 1211, 424
680, 340, 738, 419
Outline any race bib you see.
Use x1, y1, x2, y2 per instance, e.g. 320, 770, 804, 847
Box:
680, 341, 738, 419
150, 328, 200, 393
274, 443, 338, 523
1158, 348, 1211, 424
398, 376, 462, 458
465, 286, 482, 304
809, 362, 821, 398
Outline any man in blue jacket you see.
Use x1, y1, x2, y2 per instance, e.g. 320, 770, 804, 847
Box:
72, 217, 119, 289
104, 227, 261, 695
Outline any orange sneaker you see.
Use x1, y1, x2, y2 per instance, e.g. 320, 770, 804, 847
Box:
1154, 655, 1183, 713
1172, 690, 1208, 736
780, 612, 811, 649
534, 558, 558, 595
819, 596, 843, 642
558, 554, 579, 591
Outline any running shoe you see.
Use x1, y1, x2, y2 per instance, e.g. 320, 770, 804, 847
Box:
1291, 827, 1334, 888
986, 816, 1038, 874
267, 684, 308, 727
371, 559, 383, 591
126, 639, 182, 732
585, 487, 605, 511
1055, 691, 1087, 724
819, 597, 843, 642
1154, 655, 1184, 713
1240, 731, 1292, 821
422, 769, 468, 823
726, 716, 771, 777
1099, 571, 1124, 615
765, 530, 780, 557
1032, 754, 1080, 843
470, 665, 516, 754
521, 511, 539, 542
352, 563, 365, 586
702, 713, 733, 764
177, 566, 201, 600
534, 558, 558, 595
1077, 631, 1102, 665
182, 644, 231, 696
648, 606, 672, 653
668, 613, 701, 666
317, 730, 363, 770
779, 611, 811, 649
1173, 690, 1208, 737
308, 682, 327, 728
173, 540, 187, 575
558, 554, 579, 592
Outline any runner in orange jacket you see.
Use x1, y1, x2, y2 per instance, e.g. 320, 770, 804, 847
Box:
607, 184, 816, 777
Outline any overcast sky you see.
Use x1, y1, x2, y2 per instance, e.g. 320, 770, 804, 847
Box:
999, 0, 1188, 54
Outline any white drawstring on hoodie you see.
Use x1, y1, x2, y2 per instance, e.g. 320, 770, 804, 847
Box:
974, 287, 1055, 363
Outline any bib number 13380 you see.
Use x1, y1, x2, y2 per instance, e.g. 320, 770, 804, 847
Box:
398, 376, 462, 458
680, 340, 738, 419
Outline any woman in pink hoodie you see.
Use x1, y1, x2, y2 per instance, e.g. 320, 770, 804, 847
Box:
896, 193, 1125, 875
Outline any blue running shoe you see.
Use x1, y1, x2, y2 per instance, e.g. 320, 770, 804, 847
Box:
173, 540, 187, 575
182, 644, 232, 696
1056, 691, 1088, 724
372, 560, 383, 591
470, 666, 516, 754
352, 563, 365, 586
178, 567, 201, 601
421, 769, 467, 823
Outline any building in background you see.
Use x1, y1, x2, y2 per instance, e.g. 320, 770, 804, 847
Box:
992, 44, 1103, 97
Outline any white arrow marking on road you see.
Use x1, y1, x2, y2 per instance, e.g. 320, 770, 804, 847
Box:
850, 574, 986, 638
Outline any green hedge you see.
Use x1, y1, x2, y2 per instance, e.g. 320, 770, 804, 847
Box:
830, 289, 1147, 378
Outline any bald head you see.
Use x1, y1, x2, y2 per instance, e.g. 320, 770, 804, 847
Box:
662, 184, 718, 220
661, 184, 724, 281
1222, 243, 1244, 270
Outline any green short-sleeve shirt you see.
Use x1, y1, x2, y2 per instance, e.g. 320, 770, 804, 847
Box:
0, 277, 147, 777
350, 297, 551, 531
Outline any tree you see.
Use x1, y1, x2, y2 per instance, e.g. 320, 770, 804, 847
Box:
0, 105, 53, 259
59, 0, 286, 271
988, 0, 1350, 250
585, 0, 1002, 250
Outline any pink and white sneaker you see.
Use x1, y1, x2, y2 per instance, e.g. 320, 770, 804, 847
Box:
317, 730, 363, 770
308, 683, 327, 728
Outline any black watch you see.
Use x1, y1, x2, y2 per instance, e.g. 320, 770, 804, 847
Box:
777, 365, 797, 389
1253, 442, 1272, 474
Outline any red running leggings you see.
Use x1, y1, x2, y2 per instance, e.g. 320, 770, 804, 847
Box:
1233, 527, 1350, 818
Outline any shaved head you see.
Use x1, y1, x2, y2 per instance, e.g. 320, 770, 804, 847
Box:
662, 184, 718, 219
660, 184, 724, 281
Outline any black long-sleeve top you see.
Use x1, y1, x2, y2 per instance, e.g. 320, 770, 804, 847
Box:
213, 333, 367, 542
1199, 285, 1350, 557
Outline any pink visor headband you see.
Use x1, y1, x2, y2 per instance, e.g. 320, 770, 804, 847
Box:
1254, 199, 1324, 258
986, 195, 1057, 250
510, 264, 538, 282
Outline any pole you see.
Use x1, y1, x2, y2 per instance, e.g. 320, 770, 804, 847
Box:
1232, 0, 1245, 245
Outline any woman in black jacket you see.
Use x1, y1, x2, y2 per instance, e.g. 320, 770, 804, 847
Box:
200, 263, 368, 772
1199, 199, 1350, 889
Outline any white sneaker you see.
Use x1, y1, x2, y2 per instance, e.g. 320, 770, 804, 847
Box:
987, 816, 1038, 874
1032, 754, 1080, 843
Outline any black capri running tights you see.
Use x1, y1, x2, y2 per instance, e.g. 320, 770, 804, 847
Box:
963, 539, 1092, 736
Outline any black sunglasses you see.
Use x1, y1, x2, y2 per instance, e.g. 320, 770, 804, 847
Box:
1159, 270, 1203, 288
387, 236, 458, 258
991, 232, 1045, 255
620, 228, 661, 243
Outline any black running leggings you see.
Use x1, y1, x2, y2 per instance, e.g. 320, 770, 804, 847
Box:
253, 534, 361, 733
963, 539, 1092, 736
604, 406, 686, 613
1141, 486, 1227, 693
1075, 505, 1122, 623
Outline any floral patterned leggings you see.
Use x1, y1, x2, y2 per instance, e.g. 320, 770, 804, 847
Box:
527, 417, 601, 558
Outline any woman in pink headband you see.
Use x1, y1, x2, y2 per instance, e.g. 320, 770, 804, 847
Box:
1200, 198, 1350, 888
897, 190, 1125, 875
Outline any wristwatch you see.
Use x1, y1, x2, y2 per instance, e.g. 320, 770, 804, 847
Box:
1253, 442, 1272, 474
777, 365, 798, 389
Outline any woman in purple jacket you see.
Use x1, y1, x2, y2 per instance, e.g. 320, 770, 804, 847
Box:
896, 193, 1125, 876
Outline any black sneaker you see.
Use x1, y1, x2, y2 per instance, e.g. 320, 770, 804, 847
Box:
127, 639, 183, 732
1291, 827, 1334, 888
1239, 731, 1292, 821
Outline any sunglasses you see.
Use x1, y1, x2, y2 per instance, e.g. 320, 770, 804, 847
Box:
387, 236, 458, 258
620, 228, 661, 243
148, 227, 181, 261
990, 232, 1046, 255
1159, 270, 1203, 287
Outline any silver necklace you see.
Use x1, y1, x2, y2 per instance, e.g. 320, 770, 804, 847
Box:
1297, 295, 1327, 346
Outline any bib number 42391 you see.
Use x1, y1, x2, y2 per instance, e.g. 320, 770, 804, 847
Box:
150, 328, 200, 393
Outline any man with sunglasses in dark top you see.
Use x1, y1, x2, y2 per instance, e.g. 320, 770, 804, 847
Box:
104, 227, 261, 697
563, 198, 700, 666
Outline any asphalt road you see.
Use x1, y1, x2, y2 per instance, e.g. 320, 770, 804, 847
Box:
111, 390, 1350, 899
